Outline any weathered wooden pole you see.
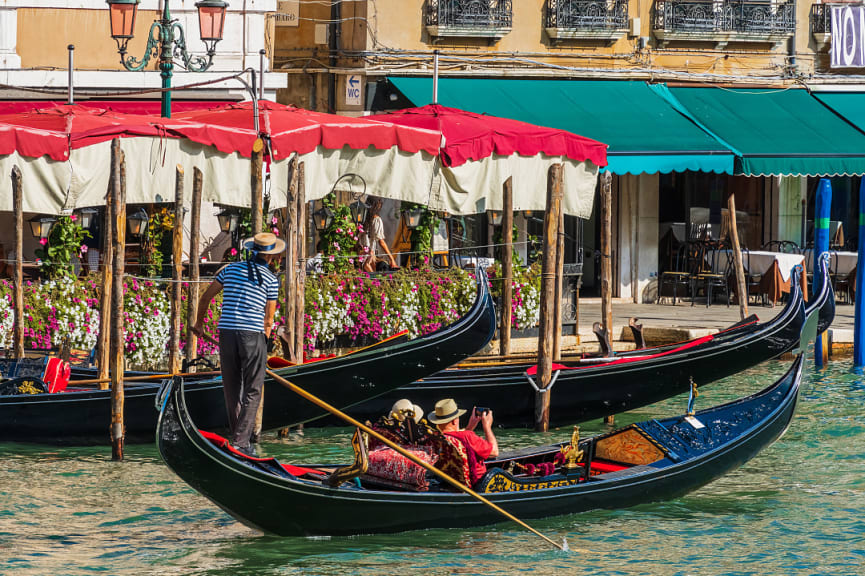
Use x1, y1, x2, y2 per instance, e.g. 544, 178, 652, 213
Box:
554, 203, 565, 361
600, 172, 613, 346
11, 167, 24, 359
186, 167, 202, 369
294, 162, 307, 362
727, 194, 748, 320
97, 161, 116, 388
500, 176, 513, 357
109, 139, 126, 459
168, 166, 184, 375
600, 172, 614, 427
251, 138, 264, 234
535, 164, 563, 432
283, 157, 299, 362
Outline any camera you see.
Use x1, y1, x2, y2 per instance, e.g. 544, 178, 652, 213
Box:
475, 407, 490, 416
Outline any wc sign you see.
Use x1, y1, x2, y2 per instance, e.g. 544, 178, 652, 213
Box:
345, 75, 363, 106
831, 6, 865, 68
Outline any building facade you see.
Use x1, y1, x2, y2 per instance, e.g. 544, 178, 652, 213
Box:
272, 0, 865, 303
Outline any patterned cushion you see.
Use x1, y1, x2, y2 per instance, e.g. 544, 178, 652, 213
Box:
362, 446, 436, 491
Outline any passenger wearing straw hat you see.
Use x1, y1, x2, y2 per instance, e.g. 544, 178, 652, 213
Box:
192, 232, 284, 456
429, 398, 499, 486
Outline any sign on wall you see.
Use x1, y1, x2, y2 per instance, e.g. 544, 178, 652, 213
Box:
831, 6, 865, 68
275, 0, 300, 27
345, 74, 363, 106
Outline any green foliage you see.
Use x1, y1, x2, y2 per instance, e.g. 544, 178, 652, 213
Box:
317, 194, 361, 273
141, 207, 175, 277
34, 214, 91, 279
403, 203, 440, 267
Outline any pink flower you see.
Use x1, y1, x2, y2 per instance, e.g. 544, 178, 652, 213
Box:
39, 238, 47, 246
80, 245, 88, 254
70, 214, 77, 222
230, 248, 238, 256
271, 216, 278, 225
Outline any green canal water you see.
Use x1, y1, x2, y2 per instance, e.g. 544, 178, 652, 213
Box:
0, 358, 863, 575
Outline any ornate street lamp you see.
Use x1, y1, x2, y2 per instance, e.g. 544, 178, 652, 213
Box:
403, 205, 425, 230
105, 0, 228, 118
488, 210, 503, 227
312, 205, 334, 232
75, 207, 100, 230
127, 208, 150, 238
29, 215, 57, 240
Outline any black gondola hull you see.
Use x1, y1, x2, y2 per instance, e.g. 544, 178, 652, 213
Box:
157, 356, 803, 536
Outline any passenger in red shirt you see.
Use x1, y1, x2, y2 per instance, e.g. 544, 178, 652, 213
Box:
428, 398, 499, 486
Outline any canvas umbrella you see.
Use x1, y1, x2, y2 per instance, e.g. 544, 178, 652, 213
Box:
368, 104, 608, 217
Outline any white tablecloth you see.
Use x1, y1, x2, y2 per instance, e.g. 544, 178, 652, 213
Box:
729, 251, 804, 282
806, 251, 858, 276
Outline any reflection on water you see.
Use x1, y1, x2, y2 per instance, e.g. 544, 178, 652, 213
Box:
0, 359, 863, 575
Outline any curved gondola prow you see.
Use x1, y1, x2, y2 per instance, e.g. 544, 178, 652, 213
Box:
804, 252, 835, 335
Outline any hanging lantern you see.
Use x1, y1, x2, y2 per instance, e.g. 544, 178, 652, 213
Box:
195, 0, 228, 49
106, 0, 140, 43
217, 208, 239, 234
349, 198, 369, 228
403, 206, 424, 230
488, 210, 503, 227
29, 215, 57, 239
75, 207, 100, 230
127, 208, 149, 238
312, 206, 334, 232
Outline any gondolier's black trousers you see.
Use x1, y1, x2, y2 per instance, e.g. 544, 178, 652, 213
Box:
218, 329, 266, 451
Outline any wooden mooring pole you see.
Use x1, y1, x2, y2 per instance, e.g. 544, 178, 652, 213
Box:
11, 167, 24, 360
294, 162, 306, 363
600, 172, 614, 427
251, 138, 264, 234
728, 194, 748, 320
109, 139, 126, 459
168, 166, 184, 375
283, 157, 299, 363
554, 204, 565, 361
535, 164, 563, 432
186, 167, 202, 369
500, 176, 513, 357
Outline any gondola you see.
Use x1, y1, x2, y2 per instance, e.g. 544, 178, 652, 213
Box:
331, 262, 815, 428
157, 354, 804, 536
0, 269, 496, 444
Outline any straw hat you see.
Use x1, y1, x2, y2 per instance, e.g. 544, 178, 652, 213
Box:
427, 398, 466, 425
243, 232, 286, 255
390, 399, 423, 423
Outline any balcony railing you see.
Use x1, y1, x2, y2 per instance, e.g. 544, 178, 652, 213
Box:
425, 0, 513, 41
653, 0, 796, 48
545, 0, 630, 43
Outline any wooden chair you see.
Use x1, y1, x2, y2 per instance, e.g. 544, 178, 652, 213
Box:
658, 243, 700, 304
762, 240, 799, 254
692, 243, 731, 308
741, 247, 765, 306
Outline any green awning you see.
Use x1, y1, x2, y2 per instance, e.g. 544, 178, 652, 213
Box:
653, 86, 865, 177
388, 77, 735, 175
812, 92, 865, 133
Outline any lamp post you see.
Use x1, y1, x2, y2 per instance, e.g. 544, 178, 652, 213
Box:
488, 210, 503, 227
29, 216, 57, 240
349, 196, 369, 229
312, 205, 334, 232
75, 207, 100, 230
403, 205, 424, 230
217, 207, 241, 250
106, 0, 228, 118
127, 208, 150, 238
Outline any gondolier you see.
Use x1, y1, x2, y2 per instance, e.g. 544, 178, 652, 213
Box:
192, 232, 284, 456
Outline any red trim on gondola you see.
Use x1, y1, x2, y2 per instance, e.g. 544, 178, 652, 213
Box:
197, 429, 323, 476
525, 333, 715, 376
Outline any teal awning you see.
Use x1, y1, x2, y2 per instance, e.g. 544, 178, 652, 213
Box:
387, 77, 735, 175
812, 92, 865, 134
653, 86, 865, 177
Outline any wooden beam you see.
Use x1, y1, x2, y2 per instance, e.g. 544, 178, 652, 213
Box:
97, 168, 115, 388
168, 166, 184, 375
11, 166, 24, 360
500, 176, 513, 357
109, 139, 126, 460
284, 158, 299, 362
535, 163, 564, 432
600, 172, 613, 344
728, 194, 748, 320
294, 162, 307, 362
554, 203, 565, 361
251, 138, 264, 234
186, 167, 202, 369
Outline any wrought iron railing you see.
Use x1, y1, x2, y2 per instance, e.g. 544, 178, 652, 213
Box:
810, 3, 832, 34
545, 0, 629, 31
425, 0, 513, 29
653, 0, 796, 34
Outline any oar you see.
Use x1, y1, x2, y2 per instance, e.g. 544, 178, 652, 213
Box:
264, 368, 568, 552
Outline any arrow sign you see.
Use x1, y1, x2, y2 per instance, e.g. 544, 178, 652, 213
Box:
345, 75, 362, 106
349, 77, 360, 88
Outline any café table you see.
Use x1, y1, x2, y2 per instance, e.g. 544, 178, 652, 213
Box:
723, 250, 808, 305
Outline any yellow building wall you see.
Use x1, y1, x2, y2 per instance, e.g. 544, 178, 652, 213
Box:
17, 8, 162, 71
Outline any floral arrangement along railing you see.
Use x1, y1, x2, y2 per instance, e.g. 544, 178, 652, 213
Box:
0, 265, 543, 369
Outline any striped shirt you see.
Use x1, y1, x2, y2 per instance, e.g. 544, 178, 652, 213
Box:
216, 261, 279, 333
